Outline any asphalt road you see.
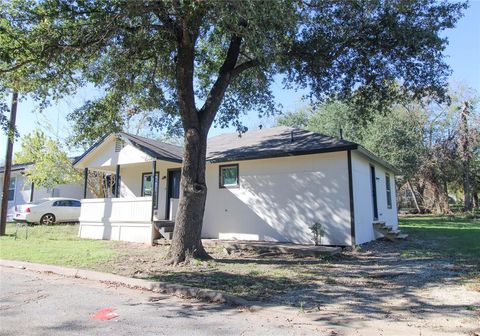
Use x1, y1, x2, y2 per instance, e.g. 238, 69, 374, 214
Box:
0, 267, 317, 336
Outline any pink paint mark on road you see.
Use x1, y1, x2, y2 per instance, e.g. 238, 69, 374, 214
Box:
90, 308, 119, 321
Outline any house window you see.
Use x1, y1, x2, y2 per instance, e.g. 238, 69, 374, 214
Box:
219, 164, 239, 188
141, 172, 159, 197
8, 177, 15, 202
385, 173, 392, 209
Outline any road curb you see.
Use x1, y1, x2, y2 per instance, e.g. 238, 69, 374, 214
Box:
0, 260, 251, 307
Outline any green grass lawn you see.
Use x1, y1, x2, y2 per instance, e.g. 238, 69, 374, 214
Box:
399, 215, 480, 263
0, 223, 117, 268
0, 216, 479, 301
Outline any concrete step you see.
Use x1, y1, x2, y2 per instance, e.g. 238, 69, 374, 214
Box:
162, 226, 174, 233
373, 223, 387, 230
372, 221, 386, 226
153, 220, 175, 240
373, 222, 407, 241
154, 220, 175, 228
158, 227, 173, 240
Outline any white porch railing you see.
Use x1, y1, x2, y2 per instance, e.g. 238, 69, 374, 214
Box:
78, 197, 153, 244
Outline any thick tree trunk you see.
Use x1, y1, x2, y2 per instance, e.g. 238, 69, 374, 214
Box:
168, 24, 245, 264
169, 128, 210, 264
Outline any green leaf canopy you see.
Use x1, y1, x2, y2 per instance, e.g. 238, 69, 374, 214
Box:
0, 0, 467, 141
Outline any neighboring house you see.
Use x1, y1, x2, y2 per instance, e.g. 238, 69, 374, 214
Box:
0, 162, 84, 221
73, 126, 399, 246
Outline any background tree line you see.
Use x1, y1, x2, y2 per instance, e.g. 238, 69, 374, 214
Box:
277, 86, 479, 214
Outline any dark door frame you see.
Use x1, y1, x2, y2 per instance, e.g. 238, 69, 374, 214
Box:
370, 165, 379, 221
165, 168, 181, 220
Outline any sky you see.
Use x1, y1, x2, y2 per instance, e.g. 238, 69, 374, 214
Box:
1, 1, 479, 159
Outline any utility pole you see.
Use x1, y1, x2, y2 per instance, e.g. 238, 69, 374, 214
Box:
0, 90, 18, 235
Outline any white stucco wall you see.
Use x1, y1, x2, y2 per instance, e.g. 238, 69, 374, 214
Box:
76, 135, 153, 170
202, 152, 352, 245
351, 150, 398, 245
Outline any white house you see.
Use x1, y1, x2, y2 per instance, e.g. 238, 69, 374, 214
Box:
0, 163, 84, 221
73, 126, 400, 246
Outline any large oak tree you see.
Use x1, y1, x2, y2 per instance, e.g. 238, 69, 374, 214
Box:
0, 0, 466, 263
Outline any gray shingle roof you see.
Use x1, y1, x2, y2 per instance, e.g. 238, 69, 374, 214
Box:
206, 126, 357, 162
76, 127, 402, 171
0, 162, 33, 174
118, 127, 357, 164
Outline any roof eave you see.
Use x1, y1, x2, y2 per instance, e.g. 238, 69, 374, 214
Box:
355, 146, 401, 175
126, 140, 182, 163
72, 134, 112, 168
207, 144, 358, 164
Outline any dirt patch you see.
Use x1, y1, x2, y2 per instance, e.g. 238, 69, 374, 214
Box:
91, 237, 480, 335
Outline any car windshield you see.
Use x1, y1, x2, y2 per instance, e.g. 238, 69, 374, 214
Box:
31, 199, 49, 205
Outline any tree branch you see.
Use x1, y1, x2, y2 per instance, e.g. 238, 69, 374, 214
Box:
175, 25, 200, 130
199, 35, 243, 130
0, 59, 35, 74
231, 59, 260, 78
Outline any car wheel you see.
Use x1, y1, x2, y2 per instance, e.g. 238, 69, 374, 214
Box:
40, 214, 56, 225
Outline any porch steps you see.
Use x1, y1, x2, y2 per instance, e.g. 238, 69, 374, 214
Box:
154, 220, 175, 240
373, 221, 408, 241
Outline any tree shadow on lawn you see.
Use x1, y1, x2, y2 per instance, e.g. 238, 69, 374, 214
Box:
141, 238, 478, 328
147, 269, 303, 302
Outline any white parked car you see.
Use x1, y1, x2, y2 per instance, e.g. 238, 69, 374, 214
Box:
14, 198, 82, 225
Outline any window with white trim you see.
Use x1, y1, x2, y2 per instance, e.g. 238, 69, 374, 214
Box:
385, 173, 392, 209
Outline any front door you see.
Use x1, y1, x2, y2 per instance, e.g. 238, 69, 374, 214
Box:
166, 169, 181, 220
370, 165, 379, 220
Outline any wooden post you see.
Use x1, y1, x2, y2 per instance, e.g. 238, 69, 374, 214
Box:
1, 89, 19, 235
151, 160, 157, 221
83, 168, 88, 199
115, 164, 120, 198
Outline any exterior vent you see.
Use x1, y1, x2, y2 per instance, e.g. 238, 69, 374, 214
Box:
115, 138, 124, 152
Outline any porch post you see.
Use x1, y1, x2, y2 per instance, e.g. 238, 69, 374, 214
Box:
83, 168, 88, 199
115, 164, 120, 198
151, 160, 156, 222
29, 182, 34, 203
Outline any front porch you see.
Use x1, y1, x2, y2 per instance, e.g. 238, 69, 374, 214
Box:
74, 133, 184, 244
78, 162, 181, 244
